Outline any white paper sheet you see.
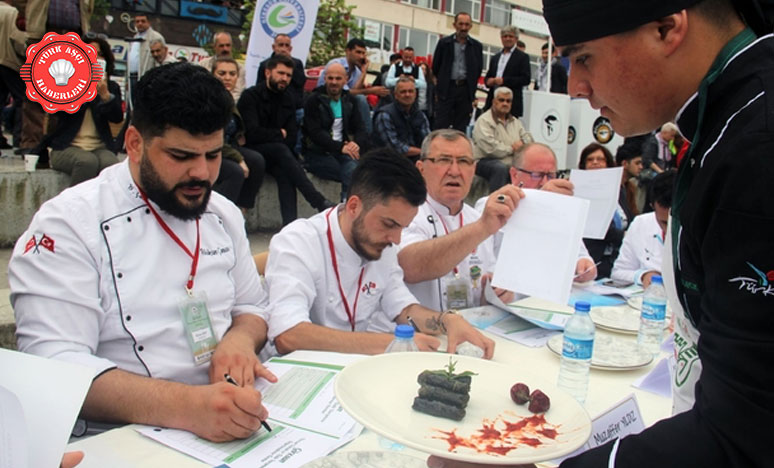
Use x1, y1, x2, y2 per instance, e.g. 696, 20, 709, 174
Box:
0, 385, 27, 468
632, 358, 672, 398
570, 167, 623, 239
486, 315, 561, 347
138, 356, 362, 468
492, 189, 589, 305
0, 348, 95, 468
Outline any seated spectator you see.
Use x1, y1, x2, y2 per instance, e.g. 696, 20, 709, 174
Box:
472, 86, 534, 192
612, 170, 675, 287
49, 36, 122, 186
384, 47, 427, 92
211, 57, 265, 213
317, 39, 389, 134
615, 141, 644, 219
578, 143, 624, 278
150, 39, 175, 67
642, 122, 678, 176
475, 143, 598, 282
303, 63, 367, 202
198, 32, 246, 101
10, 63, 274, 442
264, 148, 494, 357
238, 55, 334, 225
372, 77, 430, 162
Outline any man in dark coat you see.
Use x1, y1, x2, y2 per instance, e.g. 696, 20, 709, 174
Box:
431, 12, 483, 131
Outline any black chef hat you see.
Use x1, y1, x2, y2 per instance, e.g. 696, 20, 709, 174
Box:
542, 0, 704, 46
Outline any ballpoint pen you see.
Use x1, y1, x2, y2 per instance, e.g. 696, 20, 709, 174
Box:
573, 261, 602, 279
224, 373, 273, 432
406, 315, 420, 332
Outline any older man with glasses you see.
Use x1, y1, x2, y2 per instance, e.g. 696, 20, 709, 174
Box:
472, 86, 534, 191
398, 129, 523, 312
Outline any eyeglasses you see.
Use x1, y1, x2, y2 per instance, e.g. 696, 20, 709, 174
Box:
85, 31, 109, 40
517, 167, 557, 180
423, 156, 475, 167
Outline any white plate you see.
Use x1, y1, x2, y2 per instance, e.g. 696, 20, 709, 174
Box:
334, 353, 591, 465
301, 451, 427, 468
546, 334, 653, 370
591, 305, 670, 335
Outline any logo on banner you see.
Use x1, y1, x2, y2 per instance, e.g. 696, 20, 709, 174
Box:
593, 116, 614, 144
19, 32, 102, 114
260, 0, 306, 38
541, 110, 561, 143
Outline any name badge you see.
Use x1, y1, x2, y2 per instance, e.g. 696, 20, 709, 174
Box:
446, 275, 470, 309
178, 291, 218, 365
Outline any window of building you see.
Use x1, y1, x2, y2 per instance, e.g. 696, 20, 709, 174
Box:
359, 18, 394, 53
405, 0, 441, 11
398, 27, 439, 58
445, 0, 481, 22
484, 0, 511, 27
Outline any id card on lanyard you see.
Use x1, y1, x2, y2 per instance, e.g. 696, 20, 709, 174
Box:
432, 204, 473, 309
139, 188, 218, 365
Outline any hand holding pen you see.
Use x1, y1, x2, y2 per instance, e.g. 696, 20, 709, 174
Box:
225, 373, 273, 432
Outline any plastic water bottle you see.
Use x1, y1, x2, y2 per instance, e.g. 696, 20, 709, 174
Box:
638, 275, 667, 356
557, 301, 595, 404
380, 324, 417, 450
384, 324, 420, 353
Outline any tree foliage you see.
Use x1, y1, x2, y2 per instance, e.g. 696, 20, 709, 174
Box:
307, 0, 363, 67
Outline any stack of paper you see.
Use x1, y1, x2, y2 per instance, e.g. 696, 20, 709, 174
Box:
138, 357, 363, 468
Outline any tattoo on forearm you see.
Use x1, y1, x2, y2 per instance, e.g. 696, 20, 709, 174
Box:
425, 315, 441, 332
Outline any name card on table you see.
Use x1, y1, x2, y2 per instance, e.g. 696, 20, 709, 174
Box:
551, 394, 645, 464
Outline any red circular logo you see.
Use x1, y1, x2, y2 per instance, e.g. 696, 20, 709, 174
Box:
19, 32, 102, 114
767, 270, 774, 282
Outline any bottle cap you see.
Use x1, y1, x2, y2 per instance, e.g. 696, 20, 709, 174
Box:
652, 275, 663, 285
395, 324, 415, 338
574, 301, 591, 312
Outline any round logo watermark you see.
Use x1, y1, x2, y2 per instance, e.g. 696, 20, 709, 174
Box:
593, 116, 614, 144
540, 110, 562, 143
19, 32, 101, 114
260, 0, 306, 38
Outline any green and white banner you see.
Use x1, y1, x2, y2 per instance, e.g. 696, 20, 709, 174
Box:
244, 0, 320, 87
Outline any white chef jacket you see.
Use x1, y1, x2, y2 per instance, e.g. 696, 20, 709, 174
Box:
611, 212, 664, 285
9, 160, 269, 386
474, 195, 593, 261
399, 197, 496, 311
264, 207, 418, 345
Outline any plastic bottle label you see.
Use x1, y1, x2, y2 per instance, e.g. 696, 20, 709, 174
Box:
562, 337, 593, 360
642, 301, 666, 321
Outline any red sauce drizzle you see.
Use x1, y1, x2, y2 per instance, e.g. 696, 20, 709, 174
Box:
432, 412, 561, 457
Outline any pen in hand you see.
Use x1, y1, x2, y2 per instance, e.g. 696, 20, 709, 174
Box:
574, 261, 601, 280
224, 373, 273, 432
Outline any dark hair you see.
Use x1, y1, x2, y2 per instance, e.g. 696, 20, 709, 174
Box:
649, 169, 676, 208
615, 140, 642, 165
132, 63, 233, 138
134, 13, 148, 20
517, 40, 526, 49
389, 53, 402, 62
348, 147, 426, 208
265, 54, 295, 71
84, 36, 115, 76
541, 43, 549, 51
403, 46, 414, 52
211, 56, 239, 73
346, 38, 367, 50
454, 11, 471, 22
579, 143, 614, 169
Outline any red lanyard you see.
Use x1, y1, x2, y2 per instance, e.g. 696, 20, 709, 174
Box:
430, 203, 464, 275
138, 189, 200, 293
325, 207, 364, 331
